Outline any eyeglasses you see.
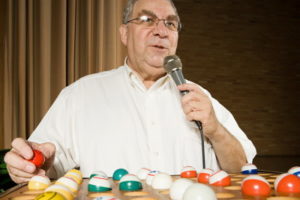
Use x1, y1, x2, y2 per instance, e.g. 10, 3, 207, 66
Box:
125, 15, 182, 32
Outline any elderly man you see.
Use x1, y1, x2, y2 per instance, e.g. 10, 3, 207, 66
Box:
5, 0, 256, 183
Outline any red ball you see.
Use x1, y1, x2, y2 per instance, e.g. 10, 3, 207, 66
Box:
181, 170, 197, 178
242, 175, 271, 197
28, 150, 45, 168
209, 170, 231, 186
180, 166, 197, 178
275, 173, 300, 194
197, 169, 214, 184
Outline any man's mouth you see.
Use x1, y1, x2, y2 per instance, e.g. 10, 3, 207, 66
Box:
152, 45, 166, 50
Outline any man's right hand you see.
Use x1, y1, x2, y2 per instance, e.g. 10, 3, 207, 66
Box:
4, 138, 56, 183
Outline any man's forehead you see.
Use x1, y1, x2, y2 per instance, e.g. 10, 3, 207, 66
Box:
133, 0, 176, 16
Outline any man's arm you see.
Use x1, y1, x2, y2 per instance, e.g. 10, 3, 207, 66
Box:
178, 83, 247, 172
207, 123, 247, 172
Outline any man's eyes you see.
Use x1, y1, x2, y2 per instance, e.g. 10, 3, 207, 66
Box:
165, 21, 176, 27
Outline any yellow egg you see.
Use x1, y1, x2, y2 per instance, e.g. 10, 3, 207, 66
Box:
56, 176, 79, 194
45, 184, 74, 200
28, 175, 51, 190
67, 169, 82, 179
65, 172, 82, 184
34, 191, 66, 200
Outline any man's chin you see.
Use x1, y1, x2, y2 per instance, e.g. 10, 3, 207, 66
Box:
146, 56, 166, 68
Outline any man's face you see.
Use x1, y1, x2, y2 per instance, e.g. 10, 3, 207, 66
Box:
120, 0, 179, 78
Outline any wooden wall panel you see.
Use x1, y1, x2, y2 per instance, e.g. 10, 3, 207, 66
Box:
173, 0, 300, 170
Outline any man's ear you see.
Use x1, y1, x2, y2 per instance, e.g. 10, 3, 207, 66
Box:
119, 24, 128, 46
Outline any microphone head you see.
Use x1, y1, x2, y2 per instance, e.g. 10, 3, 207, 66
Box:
163, 55, 182, 73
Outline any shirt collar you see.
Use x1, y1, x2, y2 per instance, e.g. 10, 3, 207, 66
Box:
123, 57, 171, 92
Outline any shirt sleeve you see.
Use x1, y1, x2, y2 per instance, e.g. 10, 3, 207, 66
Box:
28, 85, 79, 178
211, 97, 257, 164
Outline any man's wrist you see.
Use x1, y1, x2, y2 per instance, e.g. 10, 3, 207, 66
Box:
207, 123, 225, 143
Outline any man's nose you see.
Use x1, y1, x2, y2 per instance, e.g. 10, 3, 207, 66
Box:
153, 20, 168, 37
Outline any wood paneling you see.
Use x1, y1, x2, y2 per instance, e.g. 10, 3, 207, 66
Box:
173, 0, 300, 167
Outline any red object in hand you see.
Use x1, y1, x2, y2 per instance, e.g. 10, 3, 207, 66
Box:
28, 149, 45, 168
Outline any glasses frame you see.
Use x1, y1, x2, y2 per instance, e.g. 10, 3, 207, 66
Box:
125, 15, 182, 32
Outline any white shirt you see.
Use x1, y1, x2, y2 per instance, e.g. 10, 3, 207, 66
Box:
29, 64, 256, 178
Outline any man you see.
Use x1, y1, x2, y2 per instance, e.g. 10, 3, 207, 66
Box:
4, 0, 256, 183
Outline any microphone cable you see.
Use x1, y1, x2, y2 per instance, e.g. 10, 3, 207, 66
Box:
164, 55, 206, 169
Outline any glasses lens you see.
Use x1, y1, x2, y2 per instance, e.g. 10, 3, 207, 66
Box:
164, 20, 179, 31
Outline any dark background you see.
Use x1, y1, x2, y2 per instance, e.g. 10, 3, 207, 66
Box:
173, 0, 300, 171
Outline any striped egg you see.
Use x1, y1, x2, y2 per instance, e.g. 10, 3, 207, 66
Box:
288, 166, 300, 178
67, 169, 82, 179
34, 191, 65, 200
137, 168, 151, 180
28, 175, 51, 190
119, 174, 142, 191
88, 175, 112, 192
274, 173, 300, 194
197, 168, 214, 184
65, 172, 82, 184
146, 170, 159, 185
90, 170, 108, 179
180, 166, 197, 178
209, 170, 231, 186
241, 175, 271, 197
45, 184, 74, 200
241, 164, 258, 174
56, 176, 79, 194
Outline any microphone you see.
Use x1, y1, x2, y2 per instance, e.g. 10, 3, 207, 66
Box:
163, 55, 206, 169
163, 55, 188, 95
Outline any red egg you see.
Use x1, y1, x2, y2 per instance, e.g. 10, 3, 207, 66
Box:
180, 166, 197, 178
197, 168, 214, 183
275, 173, 300, 194
209, 170, 231, 186
28, 149, 45, 168
242, 175, 271, 197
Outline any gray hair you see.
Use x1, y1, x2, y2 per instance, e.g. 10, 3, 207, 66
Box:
122, 0, 181, 24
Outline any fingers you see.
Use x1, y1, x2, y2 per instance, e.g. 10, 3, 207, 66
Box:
7, 166, 46, 184
11, 138, 33, 160
39, 142, 56, 171
4, 150, 36, 184
180, 87, 210, 119
39, 142, 56, 160
4, 150, 36, 174
182, 101, 209, 121
178, 83, 214, 122
7, 165, 36, 178
8, 172, 31, 183
177, 83, 204, 95
4, 138, 55, 184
